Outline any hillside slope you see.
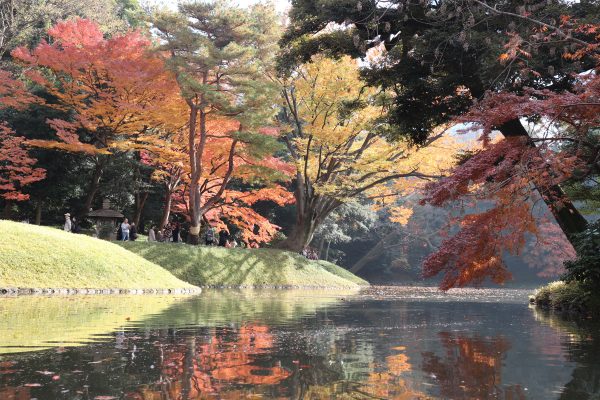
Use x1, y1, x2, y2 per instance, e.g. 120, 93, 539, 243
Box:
121, 242, 369, 288
0, 220, 197, 291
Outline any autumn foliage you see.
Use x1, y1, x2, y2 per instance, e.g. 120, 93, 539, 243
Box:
421, 28, 599, 289
0, 70, 45, 201
12, 18, 177, 155
9, 17, 292, 243
278, 55, 465, 250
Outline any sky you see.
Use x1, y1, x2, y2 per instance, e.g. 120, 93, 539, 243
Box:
148, 0, 291, 13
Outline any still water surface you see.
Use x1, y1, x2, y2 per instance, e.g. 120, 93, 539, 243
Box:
0, 287, 598, 399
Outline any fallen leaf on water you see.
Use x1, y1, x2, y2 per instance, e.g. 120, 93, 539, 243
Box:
23, 383, 42, 387
94, 396, 118, 400
88, 358, 112, 364
36, 370, 55, 375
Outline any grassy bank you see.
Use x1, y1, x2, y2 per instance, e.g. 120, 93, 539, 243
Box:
0, 220, 197, 291
121, 242, 369, 288
532, 281, 600, 315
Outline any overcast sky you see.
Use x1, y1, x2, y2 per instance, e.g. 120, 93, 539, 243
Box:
147, 0, 291, 13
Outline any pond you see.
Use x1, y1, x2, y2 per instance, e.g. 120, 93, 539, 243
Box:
0, 287, 598, 399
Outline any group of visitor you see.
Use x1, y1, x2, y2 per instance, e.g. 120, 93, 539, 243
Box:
204, 226, 239, 248
147, 221, 182, 243
301, 246, 319, 260
117, 218, 137, 241
63, 212, 82, 234
65, 212, 250, 247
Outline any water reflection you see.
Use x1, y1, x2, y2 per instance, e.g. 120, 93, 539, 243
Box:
0, 288, 599, 399
136, 325, 292, 399
532, 308, 600, 400
0, 295, 187, 353
422, 333, 526, 399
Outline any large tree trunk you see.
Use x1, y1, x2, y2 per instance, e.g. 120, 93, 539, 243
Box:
498, 119, 588, 239
83, 160, 104, 213
187, 106, 202, 245
279, 200, 321, 252
159, 193, 172, 229
317, 237, 325, 258
279, 179, 342, 252
350, 231, 399, 274
133, 191, 148, 226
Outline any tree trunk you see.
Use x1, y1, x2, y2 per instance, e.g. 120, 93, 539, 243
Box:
498, 119, 588, 239
159, 193, 172, 229
324, 240, 331, 261
279, 214, 318, 252
181, 336, 195, 400
187, 182, 201, 245
350, 231, 398, 274
35, 201, 42, 225
2, 200, 13, 220
133, 192, 148, 226
83, 161, 104, 213
317, 237, 325, 258
187, 105, 202, 245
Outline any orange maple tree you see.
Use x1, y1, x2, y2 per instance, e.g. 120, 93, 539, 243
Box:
12, 18, 178, 210
163, 124, 294, 245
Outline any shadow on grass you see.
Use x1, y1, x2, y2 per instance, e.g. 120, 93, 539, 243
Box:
121, 243, 321, 287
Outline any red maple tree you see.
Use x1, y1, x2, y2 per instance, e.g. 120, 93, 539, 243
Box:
0, 70, 45, 201
421, 23, 599, 289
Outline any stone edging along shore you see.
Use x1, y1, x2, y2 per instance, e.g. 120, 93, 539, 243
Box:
0, 284, 367, 296
0, 287, 201, 296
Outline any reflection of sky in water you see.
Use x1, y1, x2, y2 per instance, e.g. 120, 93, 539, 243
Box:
0, 288, 598, 399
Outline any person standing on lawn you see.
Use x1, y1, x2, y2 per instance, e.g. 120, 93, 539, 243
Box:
121, 218, 130, 241
129, 222, 138, 241
64, 213, 72, 232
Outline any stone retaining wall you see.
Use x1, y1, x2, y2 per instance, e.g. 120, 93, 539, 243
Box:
0, 287, 201, 296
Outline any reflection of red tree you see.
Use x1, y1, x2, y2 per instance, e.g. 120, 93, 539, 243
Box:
129, 324, 291, 399
0, 387, 31, 400
422, 332, 526, 399
363, 348, 427, 399
0, 361, 31, 400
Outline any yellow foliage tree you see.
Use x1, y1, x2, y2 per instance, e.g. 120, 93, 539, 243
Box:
278, 55, 461, 251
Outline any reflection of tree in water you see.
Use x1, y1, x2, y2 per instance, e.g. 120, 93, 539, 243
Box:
295, 345, 431, 399
532, 309, 600, 400
129, 324, 292, 399
422, 332, 527, 399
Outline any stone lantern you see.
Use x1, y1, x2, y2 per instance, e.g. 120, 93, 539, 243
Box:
86, 199, 124, 240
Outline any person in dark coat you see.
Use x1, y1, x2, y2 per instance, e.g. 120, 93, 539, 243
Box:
71, 217, 82, 234
218, 229, 228, 247
129, 222, 138, 241
172, 222, 180, 243
116, 223, 123, 241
